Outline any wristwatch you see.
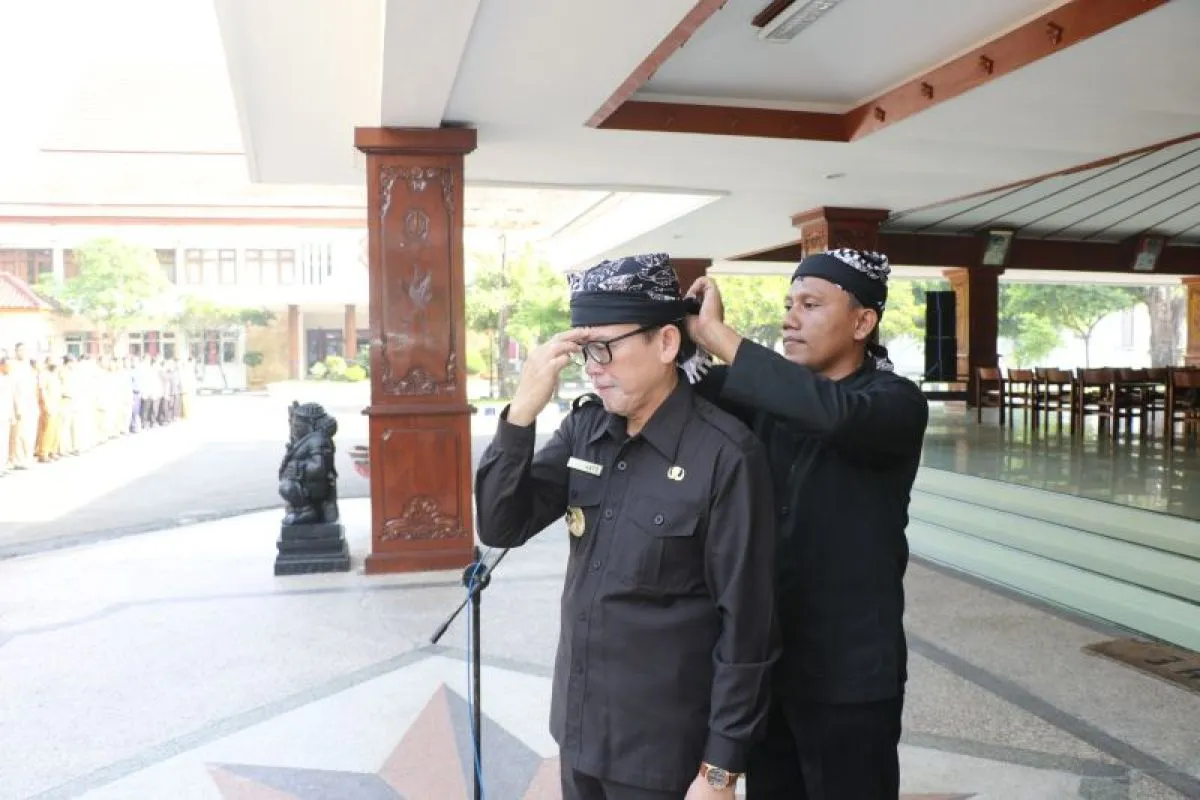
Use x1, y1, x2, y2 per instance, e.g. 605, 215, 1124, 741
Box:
700, 762, 741, 790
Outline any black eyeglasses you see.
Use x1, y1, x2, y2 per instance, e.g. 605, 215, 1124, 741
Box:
571, 323, 663, 366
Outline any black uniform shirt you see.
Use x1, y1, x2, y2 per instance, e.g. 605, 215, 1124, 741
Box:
474, 380, 777, 792
697, 340, 929, 705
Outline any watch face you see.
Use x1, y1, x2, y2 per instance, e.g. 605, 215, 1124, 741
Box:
706, 767, 730, 788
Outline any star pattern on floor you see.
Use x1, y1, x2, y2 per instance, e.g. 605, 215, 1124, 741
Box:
207, 681, 975, 799
208, 683, 559, 800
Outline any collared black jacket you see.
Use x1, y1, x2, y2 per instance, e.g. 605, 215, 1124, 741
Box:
475, 381, 777, 792
697, 340, 929, 705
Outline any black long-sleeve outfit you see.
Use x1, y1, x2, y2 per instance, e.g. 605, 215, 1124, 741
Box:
696, 339, 929, 704
474, 381, 778, 793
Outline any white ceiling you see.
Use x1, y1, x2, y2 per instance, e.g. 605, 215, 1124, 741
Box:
642, 0, 1059, 107
8, 0, 1199, 272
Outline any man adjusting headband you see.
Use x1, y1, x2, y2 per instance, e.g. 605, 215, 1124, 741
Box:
790, 247, 894, 372
684, 247, 928, 800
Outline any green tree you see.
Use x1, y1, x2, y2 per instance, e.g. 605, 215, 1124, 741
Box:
1141, 285, 1186, 366
507, 257, 571, 350
37, 237, 173, 354
465, 243, 571, 398
719, 275, 790, 347
878, 279, 945, 345
1000, 283, 1141, 367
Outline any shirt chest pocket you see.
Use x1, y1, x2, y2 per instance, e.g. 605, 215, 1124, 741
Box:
565, 475, 606, 543
620, 494, 706, 596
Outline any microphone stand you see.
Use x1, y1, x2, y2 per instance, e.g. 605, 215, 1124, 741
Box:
430, 545, 510, 800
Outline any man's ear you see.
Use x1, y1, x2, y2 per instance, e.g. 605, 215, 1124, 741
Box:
852, 309, 879, 343
659, 324, 682, 364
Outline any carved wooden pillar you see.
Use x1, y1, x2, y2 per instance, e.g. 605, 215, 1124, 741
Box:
670, 258, 710, 294
343, 304, 357, 359
355, 127, 478, 574
944, 267, 1002, 401
791, 207, 891, 258
1185, 277, 1200, 367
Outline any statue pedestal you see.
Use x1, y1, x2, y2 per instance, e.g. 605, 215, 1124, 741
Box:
275, 522, 351, 576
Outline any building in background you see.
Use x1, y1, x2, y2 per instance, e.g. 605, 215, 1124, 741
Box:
0, 221, 368, 390
0, 272, 57, 357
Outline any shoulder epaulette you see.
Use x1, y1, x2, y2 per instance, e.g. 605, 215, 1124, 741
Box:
571, 392, 602, 412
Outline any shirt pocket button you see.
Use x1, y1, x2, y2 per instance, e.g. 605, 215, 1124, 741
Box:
653, 513, 665, 525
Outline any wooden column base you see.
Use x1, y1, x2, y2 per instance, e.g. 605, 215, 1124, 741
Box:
363, 406, 474, 575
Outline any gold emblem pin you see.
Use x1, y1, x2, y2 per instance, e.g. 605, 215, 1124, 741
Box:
667, 465, 686, 481
566, 506, 586, 537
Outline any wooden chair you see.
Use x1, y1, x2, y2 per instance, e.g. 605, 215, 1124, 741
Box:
1005, 368, 1036, 427
1166, 368, 1200, 448
1076, 368, 1117, 437
975, 367, 1005, 424
1143, 367, 1169, 428
1037, 368, 1076, 433
1114, 368, 1150, 437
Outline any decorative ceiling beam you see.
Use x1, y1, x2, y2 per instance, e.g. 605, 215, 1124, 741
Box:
587, 0, 730, 129
600, 100, 846, 141
844, 0, 1171, 141
591, 0, 1170, 142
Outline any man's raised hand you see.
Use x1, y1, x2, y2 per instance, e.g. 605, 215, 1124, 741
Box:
507, 329, 590, 427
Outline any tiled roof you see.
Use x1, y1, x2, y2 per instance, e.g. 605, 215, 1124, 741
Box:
0, 274, 51, 311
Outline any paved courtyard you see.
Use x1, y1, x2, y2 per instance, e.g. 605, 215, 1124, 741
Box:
2, 392, 1199, 798
2, 497, 1199, 799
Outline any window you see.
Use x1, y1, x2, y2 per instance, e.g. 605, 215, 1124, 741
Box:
183, 249, 236, 285
300, 243, 333, 284
64, 332, 100, 358
126, 330, 174, 359
0, 249, 52, 284
243, 249, 295, 285
279, 250, 297, 284
156, 250, 177, 283
192, 329, 239, 365
127, 331, 146, 357
64, 250, 79, 280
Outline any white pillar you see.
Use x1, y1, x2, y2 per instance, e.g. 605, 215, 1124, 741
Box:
51, 247, 65, 283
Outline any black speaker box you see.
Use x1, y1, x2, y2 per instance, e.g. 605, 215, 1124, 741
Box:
924, 291, 958, 381
924, 291, 956, 337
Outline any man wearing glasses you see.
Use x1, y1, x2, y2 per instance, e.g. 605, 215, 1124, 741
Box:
475, 253, 777, 800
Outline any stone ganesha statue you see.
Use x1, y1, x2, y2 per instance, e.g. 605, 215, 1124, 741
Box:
278, 401, 340, 526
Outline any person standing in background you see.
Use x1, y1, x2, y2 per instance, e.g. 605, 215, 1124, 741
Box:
0, 357, 13, 475
8, 343, 38, 470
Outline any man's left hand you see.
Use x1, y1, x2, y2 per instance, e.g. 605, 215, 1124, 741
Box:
684, 773, 735, 800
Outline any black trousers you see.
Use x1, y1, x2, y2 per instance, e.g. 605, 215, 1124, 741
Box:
561, 765, 683, 800
745, 695, 903, 800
